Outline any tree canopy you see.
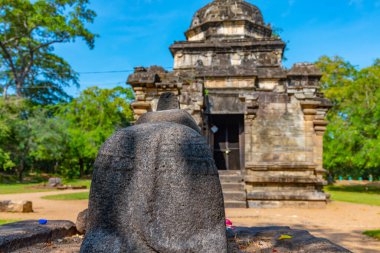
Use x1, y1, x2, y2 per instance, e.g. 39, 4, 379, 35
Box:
0, 87, 134, 181
56, 86, 134, 177
0, 0, 97, 104
317, 56, 380, 179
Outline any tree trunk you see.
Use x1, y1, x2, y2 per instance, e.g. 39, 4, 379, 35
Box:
54, 161, 59, 174
2, 85, 8, 98
18, 160, 24, 182
16, 80, 22, 98
79, 158, 84, 178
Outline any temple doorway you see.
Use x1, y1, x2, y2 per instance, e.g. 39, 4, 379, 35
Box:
209, 114, 244, 171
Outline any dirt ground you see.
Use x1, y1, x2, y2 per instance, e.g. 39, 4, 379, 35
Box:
1, 191, 380, 253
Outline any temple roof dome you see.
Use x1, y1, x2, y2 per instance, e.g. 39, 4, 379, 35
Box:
186, 0, 272, 41
190, 0, 265, 29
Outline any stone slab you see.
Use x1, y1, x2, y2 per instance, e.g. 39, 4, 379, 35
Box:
248, 200, 327, 209
219, 175, 244, 183
6, 226, 351, 253
0, 200, 33, 213
0, 220, 77, 252
247, 191, 327, 201
225, 201, 248, 209
245, 175, 325, 184
12, 235, 82, 253
224, 192, 247, 202
221, 183, 245, 192
227, 226, 351, 253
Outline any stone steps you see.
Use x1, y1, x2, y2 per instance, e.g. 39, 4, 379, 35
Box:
247, 191, 327, 201
224, 201, 247, 208
218, 170, 243, 176
221, 182, 245, 192
224, 191, 247, 201
219, 170, 247, 208
219, 175, 244, 183
248, 200, 327, 208
245, 175, 326, 185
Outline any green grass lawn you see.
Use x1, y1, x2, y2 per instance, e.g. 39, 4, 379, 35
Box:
62, 179, 91, 189
0, 179, 91, 195
42, 191, 89, 200
0, 183, 55, 194
325, 185, 380, 206
0, 219, 21, 226
363, 230, 380, 240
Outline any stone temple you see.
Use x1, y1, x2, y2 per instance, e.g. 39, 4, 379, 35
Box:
127, 0, 332, 208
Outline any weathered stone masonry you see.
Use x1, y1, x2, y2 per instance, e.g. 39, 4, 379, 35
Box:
127, 0, 332, 208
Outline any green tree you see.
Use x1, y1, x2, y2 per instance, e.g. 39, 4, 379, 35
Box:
0, 97, 68, 181
317, 56, 380, 179
0, 97, 34, 181
0, 0, 96, 104
28, 107, 68, 174
0, 98, 15, 169
57, 86, 134, 177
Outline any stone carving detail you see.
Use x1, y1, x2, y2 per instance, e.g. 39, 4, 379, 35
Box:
80, 94, 227, 252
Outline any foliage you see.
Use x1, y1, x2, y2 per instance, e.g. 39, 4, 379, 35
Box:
317, 56, 380, 179
42, 191, 89, 200
0, 98, 15, 169
0, 1, 135, 180
56, 86, 134, 177
363, 230, 380, 240
0, 97, 65, 180
0, 87, 134, 181
0, 0, 96, 104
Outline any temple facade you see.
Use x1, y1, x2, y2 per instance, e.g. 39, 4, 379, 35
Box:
127, 0, 332, 208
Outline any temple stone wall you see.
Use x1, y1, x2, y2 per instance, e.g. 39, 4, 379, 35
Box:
173, 51, 282, 69
244, 93, 327, 208
246, 95, 308, 164
127, 0, 332, 208
205, 78, 256, 89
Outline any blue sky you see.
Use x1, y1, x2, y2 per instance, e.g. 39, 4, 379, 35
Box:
54, 0, 380, 97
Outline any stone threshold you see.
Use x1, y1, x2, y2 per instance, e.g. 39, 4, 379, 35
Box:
0, 220, 77, 252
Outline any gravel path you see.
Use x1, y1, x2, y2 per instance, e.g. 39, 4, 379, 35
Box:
1, 191, 380, 252
0, 190, 88, 222
226, 202, 380, 253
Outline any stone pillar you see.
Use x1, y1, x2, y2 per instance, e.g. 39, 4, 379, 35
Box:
242, 94, 259, 168
300, 101, 329, 180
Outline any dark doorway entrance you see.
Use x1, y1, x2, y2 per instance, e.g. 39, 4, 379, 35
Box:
209, 114, 244, 170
